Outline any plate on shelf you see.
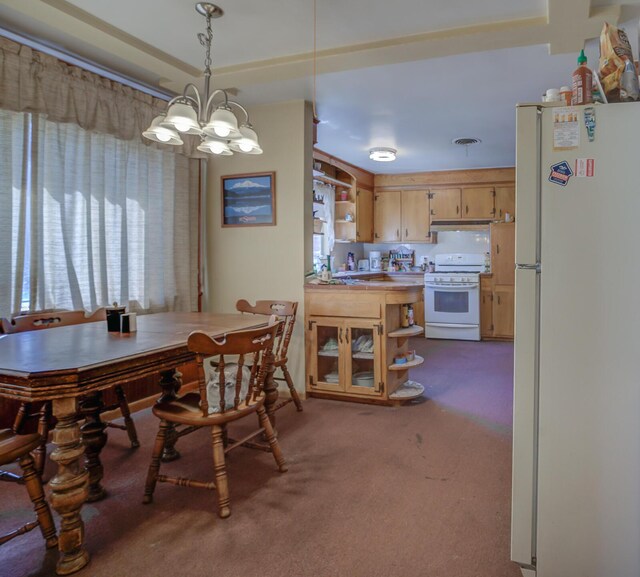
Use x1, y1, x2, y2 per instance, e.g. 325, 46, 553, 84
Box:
389, 380, 424, 399
352, 371, 374, 387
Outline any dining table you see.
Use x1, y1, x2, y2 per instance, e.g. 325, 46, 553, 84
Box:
0, 311, 272, 575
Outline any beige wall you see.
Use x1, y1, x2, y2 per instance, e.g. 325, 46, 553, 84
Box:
204, 99, 313, 395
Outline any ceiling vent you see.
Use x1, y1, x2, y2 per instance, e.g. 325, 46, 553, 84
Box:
452, 137, 481, 146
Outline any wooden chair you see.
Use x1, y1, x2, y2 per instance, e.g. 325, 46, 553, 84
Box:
0, 429, 57, 549
1, 309, 140, 475
143, 321, 287, 518
235, 300, 303, 412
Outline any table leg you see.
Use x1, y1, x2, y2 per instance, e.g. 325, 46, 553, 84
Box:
263, 361, 279, 435
80, 392, 108, 502
48, 397, 90, 575
158, 368, 182, 462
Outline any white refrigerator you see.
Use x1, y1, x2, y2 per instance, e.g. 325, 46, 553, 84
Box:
511, 102, 640, 577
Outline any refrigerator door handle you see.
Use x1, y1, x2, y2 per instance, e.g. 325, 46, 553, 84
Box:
516, 263, 541, 273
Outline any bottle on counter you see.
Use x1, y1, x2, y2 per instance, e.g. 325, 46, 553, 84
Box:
401, 304, 409, 328
571, 49, 592, 105
407, 305, 415, 327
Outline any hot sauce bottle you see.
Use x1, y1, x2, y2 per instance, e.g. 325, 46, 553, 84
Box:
572, 50, 593, 105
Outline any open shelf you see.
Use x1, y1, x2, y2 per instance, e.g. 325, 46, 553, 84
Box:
388, 355, 424, 371
389, 380, 425, 400
335, 219, 356, 224
313, 170, 353, 189
388, 325, 424, 338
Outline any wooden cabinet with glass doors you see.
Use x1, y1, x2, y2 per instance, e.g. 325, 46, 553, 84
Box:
305, 282, 425, 405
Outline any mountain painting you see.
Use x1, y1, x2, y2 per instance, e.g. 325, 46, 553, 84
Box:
221, 172, 276, 226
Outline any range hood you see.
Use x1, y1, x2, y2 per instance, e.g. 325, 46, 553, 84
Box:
429, 219, 492, 232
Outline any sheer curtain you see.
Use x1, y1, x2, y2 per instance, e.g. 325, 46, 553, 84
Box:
0, 109, 199, 317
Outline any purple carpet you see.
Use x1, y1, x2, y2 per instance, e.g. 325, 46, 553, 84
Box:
1, 338, 520, 577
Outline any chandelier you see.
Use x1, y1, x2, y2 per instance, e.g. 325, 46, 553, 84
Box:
142, 3, 262, 155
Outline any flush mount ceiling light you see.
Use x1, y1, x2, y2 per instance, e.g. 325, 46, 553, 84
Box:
369, 147, 397, 162
142, 3, 262, 155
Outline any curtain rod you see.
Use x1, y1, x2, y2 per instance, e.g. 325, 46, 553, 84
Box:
0, 25, 173, 102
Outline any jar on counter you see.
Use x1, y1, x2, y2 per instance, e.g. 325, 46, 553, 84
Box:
407, 305, 414, 327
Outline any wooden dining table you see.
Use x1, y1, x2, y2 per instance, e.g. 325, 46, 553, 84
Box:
0, 312, 272, 575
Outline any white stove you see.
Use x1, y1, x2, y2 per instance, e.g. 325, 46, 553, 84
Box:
423, 253, 484, 341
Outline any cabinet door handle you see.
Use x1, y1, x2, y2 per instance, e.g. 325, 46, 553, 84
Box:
497, 244, 500, 254
375, 233, 379, 238
405, 228, 408, 238
430, 209, 435, 215
465, 205, 469, 214
499, 208, 503, 217
456, 205, 459, 214
497, 295, 501, 305
396, 229, 400, 238
338, 327, 343, 343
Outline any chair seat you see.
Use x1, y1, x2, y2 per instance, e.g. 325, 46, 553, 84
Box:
152, 392, 264, 426
0, 430, 42, 466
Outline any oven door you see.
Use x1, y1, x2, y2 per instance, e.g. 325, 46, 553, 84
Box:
424, 282, 480, 325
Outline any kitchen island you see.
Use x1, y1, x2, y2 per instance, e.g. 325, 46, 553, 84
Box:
305, 277, 425, 405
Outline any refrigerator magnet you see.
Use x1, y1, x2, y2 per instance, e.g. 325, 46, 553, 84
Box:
583, 107, 596, 142
549, 161, 573, 186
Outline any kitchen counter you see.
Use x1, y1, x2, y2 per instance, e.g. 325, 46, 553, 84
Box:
305, 281, 424, 406
332, 270, 424, 278
305, 278, 422, 291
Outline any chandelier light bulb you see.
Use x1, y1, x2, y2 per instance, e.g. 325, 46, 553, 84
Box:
156, 132, 171, 143
215, 126, 231, 138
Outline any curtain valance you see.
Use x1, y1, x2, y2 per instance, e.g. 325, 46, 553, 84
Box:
0, 37, 199, 155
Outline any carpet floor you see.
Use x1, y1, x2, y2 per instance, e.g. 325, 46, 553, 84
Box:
1, 338, 521, 577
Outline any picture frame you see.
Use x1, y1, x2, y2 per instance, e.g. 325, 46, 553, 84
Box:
221, 172, 276, 227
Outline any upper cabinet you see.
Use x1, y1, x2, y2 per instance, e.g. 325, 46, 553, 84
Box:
375, 168, 516, 229
430, 187, 495, 220
494, 185, 515, 221
374, 190, 433, 243
314, 150, 375, 244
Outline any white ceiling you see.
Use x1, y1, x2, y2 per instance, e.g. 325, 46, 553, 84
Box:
0, 0, 639, 173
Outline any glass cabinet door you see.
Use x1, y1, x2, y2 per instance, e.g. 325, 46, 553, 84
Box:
310, 320, 343, 392
344, 320, 381, 396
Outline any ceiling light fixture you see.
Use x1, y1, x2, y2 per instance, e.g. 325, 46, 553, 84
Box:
142, 3, 262, 155
369, 147, 397, 162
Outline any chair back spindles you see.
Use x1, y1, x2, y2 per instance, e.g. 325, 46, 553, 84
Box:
143, 318, 288, 519
187, 321, 280, 418
235, 299, 303, 412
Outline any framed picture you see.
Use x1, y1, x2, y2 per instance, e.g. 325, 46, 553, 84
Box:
221, 172, 276, 227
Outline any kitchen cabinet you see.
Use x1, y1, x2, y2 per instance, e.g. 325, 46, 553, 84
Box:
373, 190, 433, 243
492, 285, 514, 338
305, 282, 425, 404
491, 222, 515, 285
429, 188, 461, 219
430, 187, 496, 220
308, 318, 383, 398
494, 185, 515, 221
480, 276, 494, 339
355, 187, 374, 242
481, 222, 515, 340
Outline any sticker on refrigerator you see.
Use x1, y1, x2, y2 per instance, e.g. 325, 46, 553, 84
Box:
552, 107, 580, 150
549, 161, 573, 186
575, 158, 595, 177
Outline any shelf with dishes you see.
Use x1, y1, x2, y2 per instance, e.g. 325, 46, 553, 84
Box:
388, 354, 424, 370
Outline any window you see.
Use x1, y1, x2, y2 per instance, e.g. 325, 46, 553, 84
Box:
0, 109, 198, 318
